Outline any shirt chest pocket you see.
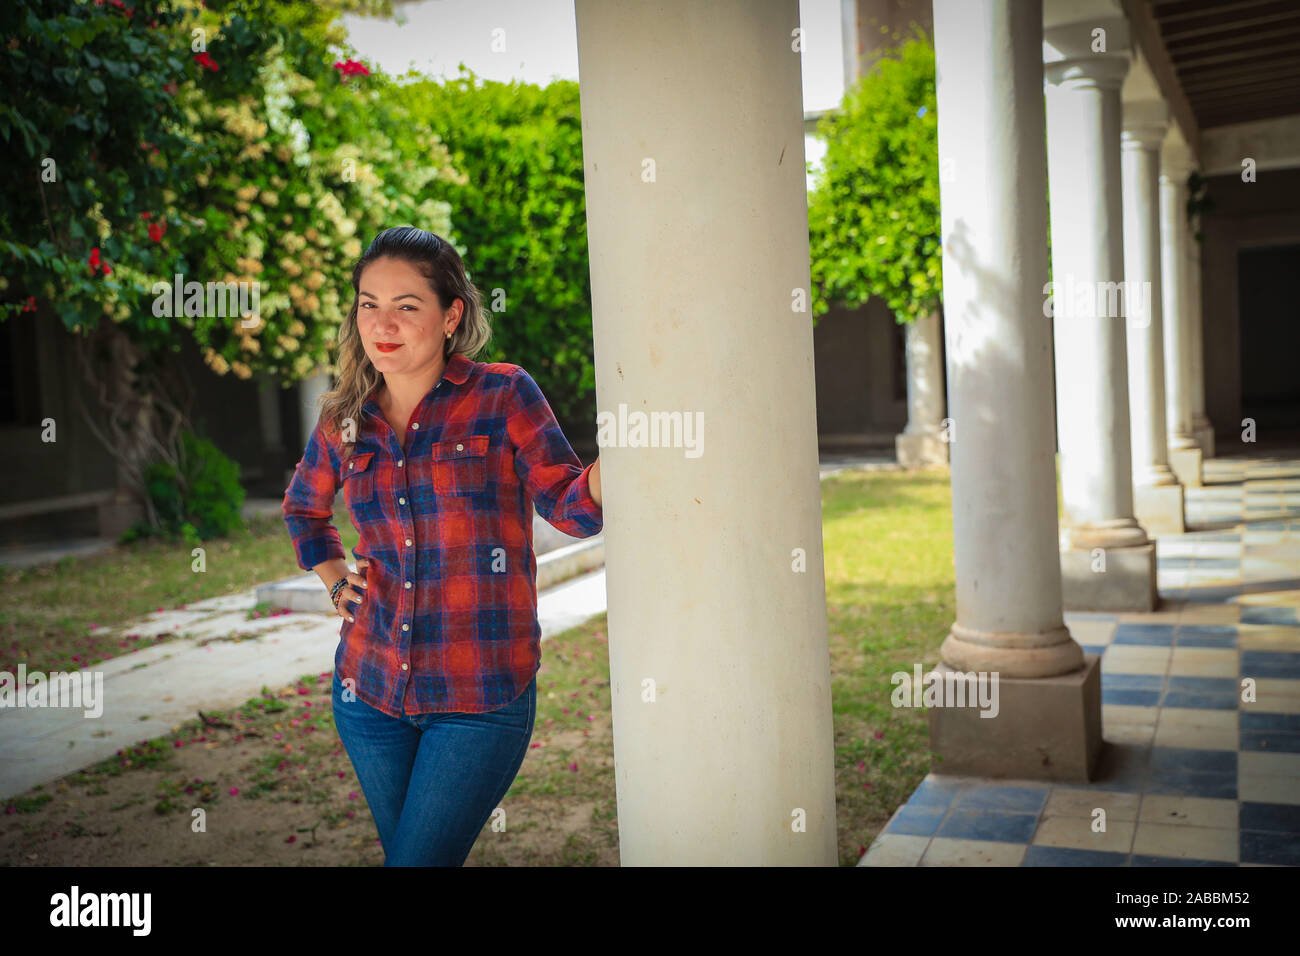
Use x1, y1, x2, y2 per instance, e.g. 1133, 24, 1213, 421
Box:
430, 434, 490, 496
342, 451, 376, 504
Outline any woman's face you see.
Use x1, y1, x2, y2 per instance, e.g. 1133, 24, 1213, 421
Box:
356, 256, 460, 377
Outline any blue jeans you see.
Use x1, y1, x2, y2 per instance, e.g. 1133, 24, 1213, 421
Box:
331, 670, 536, 866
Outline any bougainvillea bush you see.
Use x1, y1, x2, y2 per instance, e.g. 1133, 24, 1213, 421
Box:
0, 0, 465, 535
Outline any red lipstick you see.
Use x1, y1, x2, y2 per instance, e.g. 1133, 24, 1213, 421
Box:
375, 342, 402, 353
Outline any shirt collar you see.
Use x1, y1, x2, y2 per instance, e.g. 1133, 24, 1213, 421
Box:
443, 351, 472, 384
360, 353, 473, 419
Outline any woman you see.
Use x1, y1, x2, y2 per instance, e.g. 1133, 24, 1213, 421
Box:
282, 225, 603, 866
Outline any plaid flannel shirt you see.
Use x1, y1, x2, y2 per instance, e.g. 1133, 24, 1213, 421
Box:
282, 352, 602, 717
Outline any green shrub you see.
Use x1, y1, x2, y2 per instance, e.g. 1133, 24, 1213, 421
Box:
808, 31, 940, 326
138, 429, 245, 544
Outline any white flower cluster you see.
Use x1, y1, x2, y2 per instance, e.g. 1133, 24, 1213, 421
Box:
262, 52, 313, 168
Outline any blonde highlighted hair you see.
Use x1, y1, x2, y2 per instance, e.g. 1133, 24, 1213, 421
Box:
318, 226, 492, 452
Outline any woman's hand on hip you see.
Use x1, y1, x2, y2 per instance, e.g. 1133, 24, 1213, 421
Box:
333, 558, 370, 622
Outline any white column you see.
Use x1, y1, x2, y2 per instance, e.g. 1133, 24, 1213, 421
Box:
1044, 52, 1155, 611
574, 0, 836, 864
930, 0, 1099, 782
934, 0, 1078, 677
1187, 203, 1215, 457
1160, 142, 1203, 486
1122, 101, 1184, 534
895, 310, 949, 467
298, 369, 331, 450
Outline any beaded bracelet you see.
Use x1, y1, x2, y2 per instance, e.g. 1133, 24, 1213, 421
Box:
329, 576, 348, 609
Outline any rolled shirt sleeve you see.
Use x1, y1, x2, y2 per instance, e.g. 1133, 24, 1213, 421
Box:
507, 366, 603, 538
282, 419, 347, 570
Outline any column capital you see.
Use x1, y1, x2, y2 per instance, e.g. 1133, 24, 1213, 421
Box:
1121, 100, 1169, 150
1160, 139, 1196, 183
1044, 54, 1130, 91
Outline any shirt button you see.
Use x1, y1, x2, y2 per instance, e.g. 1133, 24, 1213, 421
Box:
405, 581, 412, 589
399, 497, 406, 505
401, 662, 408, 671
402, 624, 410, 632
456, 443, 463, 451
348, 462, 354, 470
411, 423, 419, 430
397, 459, 404, 467
404, 538, 412, 546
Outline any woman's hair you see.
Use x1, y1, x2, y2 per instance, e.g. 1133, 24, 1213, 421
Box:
318, 225, 492, 451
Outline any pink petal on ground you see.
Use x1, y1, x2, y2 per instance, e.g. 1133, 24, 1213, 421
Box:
286, 835, 296, 843
568, 762, 578, 772
229, 787, 239, 795
857, 761, 865, 771
348, 792, 358, 800
873, 731, 884, 740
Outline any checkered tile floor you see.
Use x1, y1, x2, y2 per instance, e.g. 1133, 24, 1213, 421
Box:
860, 452, 1300, 867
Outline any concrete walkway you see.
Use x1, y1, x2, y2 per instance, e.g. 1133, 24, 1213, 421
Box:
0, 564, 612, 802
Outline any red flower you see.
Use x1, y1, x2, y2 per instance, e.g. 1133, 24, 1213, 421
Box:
162, 81, 178, 96
140, 211, 152, 220
333, 59, 370, 78
193, 52, 219, 72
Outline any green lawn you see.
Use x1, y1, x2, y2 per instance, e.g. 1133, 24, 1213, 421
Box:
821, 466, 954, 862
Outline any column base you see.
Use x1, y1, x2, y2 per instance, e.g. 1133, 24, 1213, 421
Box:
1134, 481, 1185, 535
1193, 422, 1216, 459
927, 656, 1103, 783
1169, 444, 1203, 487
895, 431, 949, 468
1061, 542, 1157, 611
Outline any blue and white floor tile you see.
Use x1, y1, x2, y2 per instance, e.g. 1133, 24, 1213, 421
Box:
860, 453, 1300, 867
